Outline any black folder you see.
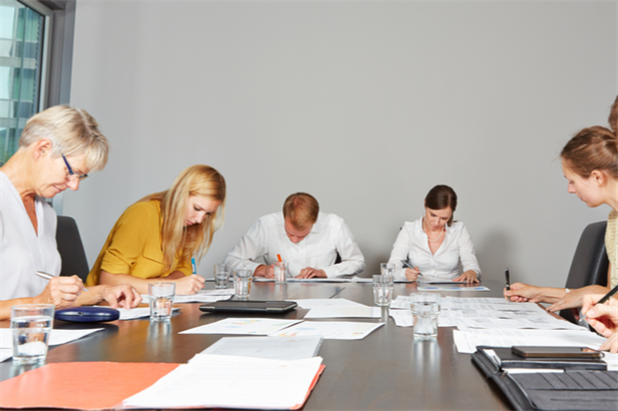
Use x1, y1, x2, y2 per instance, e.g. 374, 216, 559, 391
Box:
472, 346, 618, 411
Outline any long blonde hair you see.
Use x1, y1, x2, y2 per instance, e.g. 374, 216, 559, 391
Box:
141, 165, 226, 273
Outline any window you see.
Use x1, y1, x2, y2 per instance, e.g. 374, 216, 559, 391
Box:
0, 0, 52, 166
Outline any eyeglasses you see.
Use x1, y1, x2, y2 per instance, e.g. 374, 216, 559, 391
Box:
61, 154, 88, 181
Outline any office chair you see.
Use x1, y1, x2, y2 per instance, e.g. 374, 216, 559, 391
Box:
559, 221, 609, 323
56, 216, 90, 282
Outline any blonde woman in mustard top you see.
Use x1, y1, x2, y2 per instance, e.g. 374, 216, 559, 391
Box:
86, 165, 226, 295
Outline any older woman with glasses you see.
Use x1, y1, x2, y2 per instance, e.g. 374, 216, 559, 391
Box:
0, 105, 141, 320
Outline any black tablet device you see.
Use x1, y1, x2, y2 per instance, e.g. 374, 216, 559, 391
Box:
199, 300, 298, 314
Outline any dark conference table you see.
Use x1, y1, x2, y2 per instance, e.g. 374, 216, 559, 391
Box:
0, 279, 511, 410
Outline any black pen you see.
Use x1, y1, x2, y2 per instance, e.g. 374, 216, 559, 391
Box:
581, 283, 618, 321
401, 260, 422, 276
504, 268, 510, 291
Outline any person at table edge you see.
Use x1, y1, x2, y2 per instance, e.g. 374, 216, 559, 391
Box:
223, 192, 365, 279
0, 106, 141, 320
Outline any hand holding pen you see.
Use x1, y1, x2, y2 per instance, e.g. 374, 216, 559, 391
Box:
401, 261, 422, 282
34, 271, 87, 308
581, 285, 618, 326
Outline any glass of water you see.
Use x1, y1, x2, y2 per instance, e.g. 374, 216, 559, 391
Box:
148, 282, 176, 322
11, 304, 54, 365
274, 261, 288, 284
411, 293, 440, 341
373, 275, 393, 307
233, 269, 253, 300
214, 264, 230, 289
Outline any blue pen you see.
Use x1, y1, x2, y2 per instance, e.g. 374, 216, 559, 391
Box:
191, 258, 197, 275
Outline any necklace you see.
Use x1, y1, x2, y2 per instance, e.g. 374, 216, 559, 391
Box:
423, 218, 445, 243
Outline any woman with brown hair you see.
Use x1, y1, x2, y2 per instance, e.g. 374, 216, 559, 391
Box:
86, 165, 226, 294
387, 185, 481, 283
504, 97, 618, 313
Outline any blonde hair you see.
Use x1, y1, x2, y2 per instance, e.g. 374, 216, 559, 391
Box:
141, 165, 226, 273
282, 192, 319, 230
19, 105, 108, 171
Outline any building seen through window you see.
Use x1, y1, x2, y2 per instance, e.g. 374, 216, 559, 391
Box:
0, 0, 46, 166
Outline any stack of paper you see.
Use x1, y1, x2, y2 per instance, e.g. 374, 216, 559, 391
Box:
122, 354, 324, 410
200, 336, 323, 361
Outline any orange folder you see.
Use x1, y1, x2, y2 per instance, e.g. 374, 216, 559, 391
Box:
0, 361, 325, 410
0, 362, 179, 410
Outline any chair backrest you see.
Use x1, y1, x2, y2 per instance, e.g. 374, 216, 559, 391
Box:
55, 216, 90, 282
560, 221, 609, 323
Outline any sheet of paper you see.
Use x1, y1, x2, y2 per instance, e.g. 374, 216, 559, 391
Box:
0, 328, 103, 349
199, 336, 323, 361
179, 318, 302, 335
269, 321, 384, 340
389, 309, 458, 328
139, 289, 234, 304
453, 328, 607, 354
123, 354, 323, 410
116, 307, 180, 320
455, 316, 585, 331
417, 284, 490, 292
293, 298, 366, 309
304, 306, 381, 319
254, 277, 372, 283
417, 276, 462, 284
0, 348, 12, 362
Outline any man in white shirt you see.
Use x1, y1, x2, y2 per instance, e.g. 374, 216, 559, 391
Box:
223, 193, 365, 278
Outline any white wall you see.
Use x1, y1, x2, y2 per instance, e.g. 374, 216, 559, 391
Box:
66, 1, 616, 285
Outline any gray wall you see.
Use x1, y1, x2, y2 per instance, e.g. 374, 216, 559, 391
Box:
66, 1, 616, 286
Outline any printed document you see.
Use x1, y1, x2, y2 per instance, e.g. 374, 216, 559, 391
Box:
199, 336, 323, 361
123, 354, 323, 410
179, 318, 302, 335
269, 321, 384, 340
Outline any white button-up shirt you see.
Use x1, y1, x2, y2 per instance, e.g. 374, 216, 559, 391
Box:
1, 172, 60, 300
387, 217, 481, 281
223, 212, 365, 278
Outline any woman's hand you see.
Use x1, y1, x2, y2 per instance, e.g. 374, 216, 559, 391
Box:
582, 295, 618, 338
174, 275, 205, 295
34, 276, 85, 308
547, 285, 609, 312
503, 282, 541, 302
405, 267, 421, 281
454, 270, 479, 284
600, 333, 618, 353
99, 284, 142, 309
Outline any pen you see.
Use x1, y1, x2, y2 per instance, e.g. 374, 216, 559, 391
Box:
191, 258, 197, 275
401, 260, 422, 276
504, 268, 510, 291
277, 254, 282, 263
581, 283, 618, 321
35, 271, 89, 292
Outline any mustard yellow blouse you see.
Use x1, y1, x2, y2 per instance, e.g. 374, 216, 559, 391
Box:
86, 200, 191, 286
